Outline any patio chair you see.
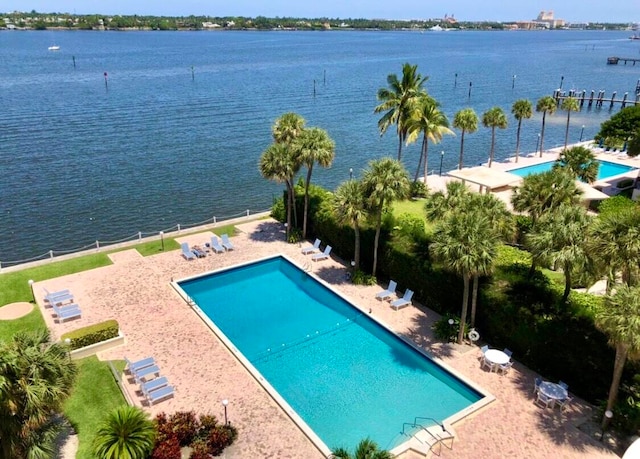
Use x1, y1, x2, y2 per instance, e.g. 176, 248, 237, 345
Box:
146, 385, 174, 405
375, 280, 397, 301
556, 396, 573, 412
301, 238, 321, 255
498, 360, 513, 375
478, 344, 489, 361
481, 355, 495, 372
534, 391, 555, 409
210, 236, 225, 253
140, 376, 168, 397
133, 364, 160, 384
559, 381, 569, 390
125, 356, 156, 375
312, 245, 332, 261
503, 348, 513, 358
221, 234, 235, 251
534, 377, 542, 394
390, 289, 414, 310
181, 242, 196, 260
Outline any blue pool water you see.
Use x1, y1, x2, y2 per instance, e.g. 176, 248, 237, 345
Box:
179, 257, 482, 451
508, 160, 636, 181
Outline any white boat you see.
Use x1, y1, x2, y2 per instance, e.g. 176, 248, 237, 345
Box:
48, 45, 60, 51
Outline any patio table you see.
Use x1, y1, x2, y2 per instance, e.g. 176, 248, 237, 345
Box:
539, 381, 568, 401
484, 349, 510, 371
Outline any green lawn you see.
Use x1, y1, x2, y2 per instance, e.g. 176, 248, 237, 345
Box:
64, 357, 127, 459
0, 308, 46, 343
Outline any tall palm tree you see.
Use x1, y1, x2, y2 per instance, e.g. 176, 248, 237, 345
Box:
361, 158, 410, 277
561, 96, 580, 149
374, 62, 428, 161
259, 143, 300, 239
482, 106, 508, 167
595, 285, 640, 430
556, 145, 599, 183
332, 438, 393, 459
0, 329, 77, 459
512, 99, 533, 163
424, 180, 471, 222
332, 179, 367, 270
405, 93, 454, 183
272, 112, 306, 144
536, 96, 557, 157
452, 108, 478, 169
93, 406, 156, 459
294, 127, 336, 239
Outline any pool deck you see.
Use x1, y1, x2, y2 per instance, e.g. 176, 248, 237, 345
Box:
34, 219, 618, 459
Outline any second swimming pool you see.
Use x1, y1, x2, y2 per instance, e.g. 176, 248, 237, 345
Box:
507, 159, 636, 181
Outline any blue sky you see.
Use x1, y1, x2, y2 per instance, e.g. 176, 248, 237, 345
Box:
3, 1, 638, 23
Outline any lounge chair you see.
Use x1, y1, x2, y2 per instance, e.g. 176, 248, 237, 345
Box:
390, 289, 414, 310
192, 245, 207, 258
53, 304, 82, 322
43, 288, 74, 306
125, 356, 156, 374
181, 242, 196, 260
312, 245, 331, 261
210, 236, 225, 253
221, 234, 235, 251
301, 238, 321, 255
375, 280, 397, 301
133, 364, 160, 384
146, 385, 174, 405
140, 376, 168, 397
43, 287, 71, 300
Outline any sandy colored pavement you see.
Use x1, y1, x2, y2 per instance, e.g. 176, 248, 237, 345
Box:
0, 301, 33, 320
32, 219, 618, 459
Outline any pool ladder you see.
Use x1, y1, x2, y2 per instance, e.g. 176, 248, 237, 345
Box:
303, 260, 312, 272
400, 417, 454, 457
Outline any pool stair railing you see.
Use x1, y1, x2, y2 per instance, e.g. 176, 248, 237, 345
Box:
400, 417, 455, 457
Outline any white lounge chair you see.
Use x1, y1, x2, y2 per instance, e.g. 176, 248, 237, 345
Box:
221, 234, 235, 251
140, 376, 168, 397
390, 289, 414, 310
375, 280, 397, 300
133, 364, 160, 384
181, 242, 196, 260
125, 356, 156, 374
147, 385, 174, 405
301, 238, 321, 255
52, 304, 82, 322
312, 245, 331, 261
210, 236, 225, 253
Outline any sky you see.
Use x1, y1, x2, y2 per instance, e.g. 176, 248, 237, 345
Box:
3, 1, 638, 24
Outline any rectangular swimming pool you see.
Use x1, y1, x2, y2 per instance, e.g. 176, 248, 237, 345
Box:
507, 159, 636, 181
177, 256, 486, 453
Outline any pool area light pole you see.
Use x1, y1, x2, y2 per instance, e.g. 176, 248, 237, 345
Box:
222, 399, 229, 425
536, 133, 541, 155
580, 125, 585, 142
28, 279, 35, 302
439, 151, 445, 176
159, 231, 164, 251
349, 168, 353, 180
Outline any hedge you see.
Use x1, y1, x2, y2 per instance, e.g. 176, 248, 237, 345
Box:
60, 320, 119, 350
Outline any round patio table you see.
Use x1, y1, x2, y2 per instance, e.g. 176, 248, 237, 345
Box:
484, 349, 510, 367
539, 381, 568, 401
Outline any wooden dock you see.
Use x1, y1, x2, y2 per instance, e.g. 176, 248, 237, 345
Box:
553, 81, 640, 110
607, 56, 640, 65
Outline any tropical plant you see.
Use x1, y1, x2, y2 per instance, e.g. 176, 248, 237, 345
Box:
595, 285, 640, 429
536, 96, 557, 156
332, 179, 367, 270
561, 96, 580, 149
0, 329, 77, 459
93, 406, 156, 459
452, 108, 478, 169
374, 62, 428, 161
482, 106, 508, 167
361, 158, 410, 276
512, 99, 533, 163
424, 180, 471, 222
556, 145, 599, 183
595, 105, 640, 151
332, 438, 393, 459
294, 126, 336, 239
405, 93, 454, 183
272, 112, 306, 144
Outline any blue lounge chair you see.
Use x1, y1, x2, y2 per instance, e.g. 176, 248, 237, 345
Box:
140, 376, 168, 397
301, 238, 321, 255
210, 236, 225, 253
53, 304, 82, 322
192, 246, 207, 258
43, 287, 71, 300
375, 280, 397, 300
44, 288, 74, 306
181, 242, 196, 260
133, 364, 160, 384
312, 245, 331, 261
125, 356, 156, 374
146, 385, 174, 405
221, 234, 235, 251
390, 289, 414, 310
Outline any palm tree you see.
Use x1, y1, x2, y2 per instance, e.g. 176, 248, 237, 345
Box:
0, 329, 77, 459
259, 143, 299, 239
452, 108, 478, 169
361, 158, 410, 277
294, 127, 335, 239
332, 438, 393, 459
536, 96, 557, 157
595, 285, 640, 430
93, 406, 156, 459
556, 145, 599, 183
561, 96, 580, 149
332, 179, 367, 270
526, 204, 591, 302
511, 99, 533, 163
272, 112, 306, 144
374, 63, 428, 161
424, 180, 471, 222
482, 106, 508, 167
405, 93, 454, 183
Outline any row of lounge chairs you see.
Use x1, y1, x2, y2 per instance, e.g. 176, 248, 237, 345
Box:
43, 288, 82, 322
125, 356, 174, 405
375, 280, 414, 310
301, 238, 332, 261
181, 234, 235, 260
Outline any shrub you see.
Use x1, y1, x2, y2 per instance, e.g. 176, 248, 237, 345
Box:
168, 411, 198, 446
60, 320, 119, 350
393, 213, 426, 241
270, 196, 285, 222
433, 313, 464, 342
206, 425, 238, 456
189, 439, 210, 459
409, 180, 428, 198
351, 270, 376, 286
150, 435, 181, 459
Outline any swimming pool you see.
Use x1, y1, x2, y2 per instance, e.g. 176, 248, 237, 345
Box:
177, 256, 487, 454
507, 159, 637, 181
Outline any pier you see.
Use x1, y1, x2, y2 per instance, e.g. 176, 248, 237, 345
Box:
552, 81, 640, 110
607, 56, 640, 65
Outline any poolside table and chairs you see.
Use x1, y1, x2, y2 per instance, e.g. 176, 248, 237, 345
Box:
482, 348, 510, 372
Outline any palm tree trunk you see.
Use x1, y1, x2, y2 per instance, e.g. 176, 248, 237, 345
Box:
515, 119, 522, 163
470, 274, 479, 328
458, 274, 470, 344
397, 130, 403, 161
602, 343, 629, 430
488, 128, 496, 167
564, 111, 571, 150
289, 179, 298, 228
458, 130, 466, 170
302, 165, 313, 239
539, 113, 547, 157
423, 136, 429, 185
414, 137, 425, 182
285, 183, 292, 239
372, 201, 383, 277
562, 262, 572, 302
354, 221, 361, 270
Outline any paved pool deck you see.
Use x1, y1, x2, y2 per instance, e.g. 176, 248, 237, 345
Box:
33, 219, 618, 459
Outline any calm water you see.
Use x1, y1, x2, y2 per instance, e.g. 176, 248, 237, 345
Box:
508, 159, 637, 180
179, 256, 481, 450
1, 30, 639, 263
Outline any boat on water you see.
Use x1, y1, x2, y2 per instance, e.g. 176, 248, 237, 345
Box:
48, 45, 60, 51
630, 33, 640, 40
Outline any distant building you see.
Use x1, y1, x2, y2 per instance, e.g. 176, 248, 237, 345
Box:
534, 10, 565, 28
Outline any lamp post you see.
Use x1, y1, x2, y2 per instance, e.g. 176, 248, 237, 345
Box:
221, 399, 229, 425
159, 231, 164, 251
580, 125, 585, 142
28, 279, 35, 302
559, 75, 564, 89
536, 133, 541, 155
600, 409, 613, 440
64, 338, 71, 360
349, 168, 353, 180
439, 151, 444, 176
